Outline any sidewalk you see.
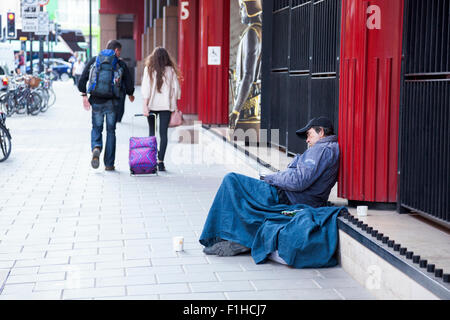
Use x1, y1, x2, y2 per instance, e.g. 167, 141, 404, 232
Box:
0, 82, 374, 300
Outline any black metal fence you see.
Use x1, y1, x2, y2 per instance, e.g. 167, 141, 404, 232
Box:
398, 0, 450, 225
261, 0, 341, 155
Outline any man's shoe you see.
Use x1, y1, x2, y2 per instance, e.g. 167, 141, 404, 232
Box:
203, 241, 225, 255
203, 241, 250, 257
157, 162, 166, 172
105, 166, 115, 171
91, 148, 101, 169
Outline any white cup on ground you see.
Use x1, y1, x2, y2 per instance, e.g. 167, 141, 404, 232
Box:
357, 206, 368, 217
173, 236, 184, 251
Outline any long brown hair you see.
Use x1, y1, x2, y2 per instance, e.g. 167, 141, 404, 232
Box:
145, 47, 181, 93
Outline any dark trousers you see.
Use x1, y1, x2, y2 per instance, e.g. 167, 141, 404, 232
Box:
74, 74, 81, 86
116, 91, 126, 123
91, 100, 117, 167
147, 110, 171, 162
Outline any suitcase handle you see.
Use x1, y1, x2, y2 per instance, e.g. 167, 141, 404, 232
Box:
134, 113, 156, 118
131, 113, 157, 137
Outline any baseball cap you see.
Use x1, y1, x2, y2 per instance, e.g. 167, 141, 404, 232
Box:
296, 116, 334, 139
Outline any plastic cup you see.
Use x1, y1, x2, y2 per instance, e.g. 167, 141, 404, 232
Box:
173, 236, 184, 251
357, 206, 368, 217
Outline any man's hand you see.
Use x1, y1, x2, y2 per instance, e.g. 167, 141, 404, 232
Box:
82, 96, 91, 111
128, 95, 135, 103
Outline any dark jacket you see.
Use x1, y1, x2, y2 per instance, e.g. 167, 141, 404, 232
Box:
77, 56, 135, 105
264, 135, 340, 207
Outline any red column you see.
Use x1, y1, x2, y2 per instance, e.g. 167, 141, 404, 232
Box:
338, 0, 404, 203
178, 0, 199, 115
197, 0, 230, 124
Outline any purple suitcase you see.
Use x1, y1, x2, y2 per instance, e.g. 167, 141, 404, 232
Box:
129, 114, 158, 175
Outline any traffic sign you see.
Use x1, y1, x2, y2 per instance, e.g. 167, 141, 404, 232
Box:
22, 17, 38, 32
22, 0, 39, 19
35, 11, 49, 35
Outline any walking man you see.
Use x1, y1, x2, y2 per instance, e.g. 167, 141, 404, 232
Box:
72, 56, 85, 86
77, 40, 135, 171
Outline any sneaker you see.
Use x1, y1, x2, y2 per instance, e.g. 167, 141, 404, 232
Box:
91, 148, 101, 169
157, 162, 166, 171
203, 241, 250, 257
105, 166, 115, 171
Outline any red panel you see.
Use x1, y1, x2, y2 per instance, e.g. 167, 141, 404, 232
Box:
338, 0, 404, 203
178, 0, 199, 115
197, 0, 230, 124
99, 0, 145, 61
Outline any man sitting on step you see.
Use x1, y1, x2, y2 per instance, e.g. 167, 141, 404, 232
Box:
200, 116, 340, 258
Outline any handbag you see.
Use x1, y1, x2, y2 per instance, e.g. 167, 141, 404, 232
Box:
169, 109, 183, 127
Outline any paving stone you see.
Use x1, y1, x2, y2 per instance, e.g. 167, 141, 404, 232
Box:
225, 288, 343, 300
334, 287, 376, 300
63, 286, 126, 300
34, 279, 95, 292
160, 292, 226, 300
0, 290, 62, 300
126, 266, 184, 276
127, 283, 190, 296
96, 275, 157, 287
6, 272, 66, 284
190, 280, 255, 293
156, 272, 217, 284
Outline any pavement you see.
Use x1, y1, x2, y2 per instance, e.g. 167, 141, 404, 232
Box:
0, 81, 374, 300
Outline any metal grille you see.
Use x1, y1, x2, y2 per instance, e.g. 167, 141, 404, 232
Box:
312, 0, 340, 74
400, 80, 450, 224
270, 72, 289, 146
290, 2, 311, 71
287, 75, 310, 153
311, 77, 338, 126
262, 0, 341, 154
292, 0, 310, 8
273, 0, 290, 11
403, 0, 450, 75
272, 8, 290, 69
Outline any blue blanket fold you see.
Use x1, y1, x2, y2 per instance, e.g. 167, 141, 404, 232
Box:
199, 172, 346, 268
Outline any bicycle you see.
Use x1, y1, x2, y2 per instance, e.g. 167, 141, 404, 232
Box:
36, 72, 56, 112
2, 76, 42, 116
0, 106, 11, 162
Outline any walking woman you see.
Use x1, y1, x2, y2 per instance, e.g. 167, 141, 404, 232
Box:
141, 47, 181, 171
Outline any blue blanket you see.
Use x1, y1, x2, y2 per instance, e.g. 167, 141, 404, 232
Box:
199, 173, 347, 268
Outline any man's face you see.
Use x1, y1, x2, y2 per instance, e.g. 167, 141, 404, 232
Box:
306, 128, 324, 148
114, 48, 121, 58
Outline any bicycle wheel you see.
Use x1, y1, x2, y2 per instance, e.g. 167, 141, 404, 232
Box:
0, 94, 8, 116
1, 92, 14, 116
28, 92, 42, 116
47, 88, 56, 107
37, 88, 50, 112
0, 124, 11, 162
12, 95, 26, 115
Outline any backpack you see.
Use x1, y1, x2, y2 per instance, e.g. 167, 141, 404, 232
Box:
87, 49, 123, 99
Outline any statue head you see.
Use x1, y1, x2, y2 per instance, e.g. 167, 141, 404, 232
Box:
239, 0, 262, 24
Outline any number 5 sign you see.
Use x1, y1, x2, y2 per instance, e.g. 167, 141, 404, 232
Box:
181, 1, 189, 20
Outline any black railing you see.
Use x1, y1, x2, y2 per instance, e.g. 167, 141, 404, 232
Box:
398, 0, 450, 225
399, 80, 450, 225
